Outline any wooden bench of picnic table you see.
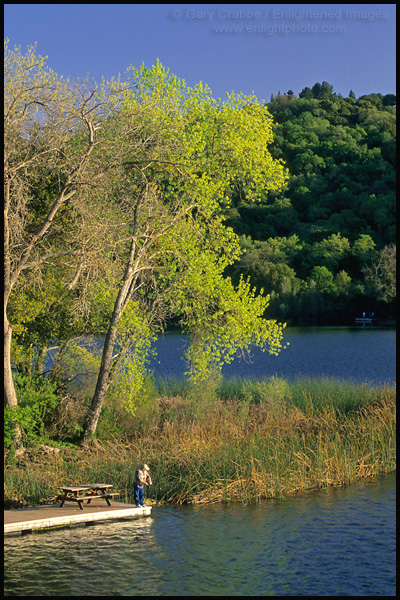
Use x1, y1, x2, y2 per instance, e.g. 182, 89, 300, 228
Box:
57, 484, 120, 510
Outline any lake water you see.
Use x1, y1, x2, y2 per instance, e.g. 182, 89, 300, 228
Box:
45, 326, 396, 386
4, 472, 396, 596
13, 327, 395, 596
150, 327, 396, 385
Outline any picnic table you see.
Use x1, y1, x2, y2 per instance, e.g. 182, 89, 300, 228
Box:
57, 483, 119, 510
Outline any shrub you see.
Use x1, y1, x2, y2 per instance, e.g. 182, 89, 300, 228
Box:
6, 374, 59, 445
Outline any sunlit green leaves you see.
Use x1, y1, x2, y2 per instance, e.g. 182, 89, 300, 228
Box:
5, 46, 289, 427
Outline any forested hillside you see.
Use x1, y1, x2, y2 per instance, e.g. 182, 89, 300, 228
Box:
225, 83, 396, 324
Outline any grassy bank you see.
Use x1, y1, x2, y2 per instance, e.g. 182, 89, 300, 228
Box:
4, 377, 396, 508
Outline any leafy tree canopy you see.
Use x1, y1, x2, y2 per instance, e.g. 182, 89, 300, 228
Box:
5, 42, 289, 441
226, 82, 395, 324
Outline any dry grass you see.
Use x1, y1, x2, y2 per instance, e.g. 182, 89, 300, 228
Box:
4, 379, 396, 508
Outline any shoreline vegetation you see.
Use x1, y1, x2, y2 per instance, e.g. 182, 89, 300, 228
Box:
4, 376, 396, 510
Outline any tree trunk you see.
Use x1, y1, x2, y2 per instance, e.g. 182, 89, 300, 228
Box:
4, 314, 17, 408
79, 322, 120, 444
4, 311, 22, 446
79, 266, 136, 445
34, 346, 48, 375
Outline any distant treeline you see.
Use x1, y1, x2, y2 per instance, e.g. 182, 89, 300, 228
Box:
225, 83, 396, 324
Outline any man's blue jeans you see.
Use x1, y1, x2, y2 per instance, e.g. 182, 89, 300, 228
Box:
133, 484, 145, 506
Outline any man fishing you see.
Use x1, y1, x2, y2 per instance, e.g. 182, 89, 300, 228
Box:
133, 464, 152, 507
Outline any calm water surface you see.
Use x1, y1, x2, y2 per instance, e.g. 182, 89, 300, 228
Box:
44, 327, 395, 385
150, 327, 396, 385
4, 473, 395, 596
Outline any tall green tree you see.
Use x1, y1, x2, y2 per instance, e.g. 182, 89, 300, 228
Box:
3, 42, 288, 444
80, 63, 288, 442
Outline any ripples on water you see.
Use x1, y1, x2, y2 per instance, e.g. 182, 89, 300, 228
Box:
4, 473, 396, 596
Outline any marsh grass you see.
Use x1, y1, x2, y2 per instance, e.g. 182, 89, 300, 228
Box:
4, 377, 396, 508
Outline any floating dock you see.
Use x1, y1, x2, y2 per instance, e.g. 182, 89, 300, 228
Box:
4, 500, 152, 536
354, 317, 379, 326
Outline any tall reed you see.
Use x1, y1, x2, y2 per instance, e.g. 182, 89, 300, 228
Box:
4, 377, 396, 508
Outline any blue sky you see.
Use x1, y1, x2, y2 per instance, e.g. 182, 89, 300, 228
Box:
4, 3, 396, 102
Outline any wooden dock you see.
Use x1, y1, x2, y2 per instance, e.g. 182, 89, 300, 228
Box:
4, 500, 152, 536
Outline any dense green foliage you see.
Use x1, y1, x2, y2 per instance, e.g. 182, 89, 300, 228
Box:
4, 375, 59, 448
225, 84, 396, 324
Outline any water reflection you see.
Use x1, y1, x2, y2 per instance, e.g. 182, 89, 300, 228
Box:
5, 473, 395, 596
